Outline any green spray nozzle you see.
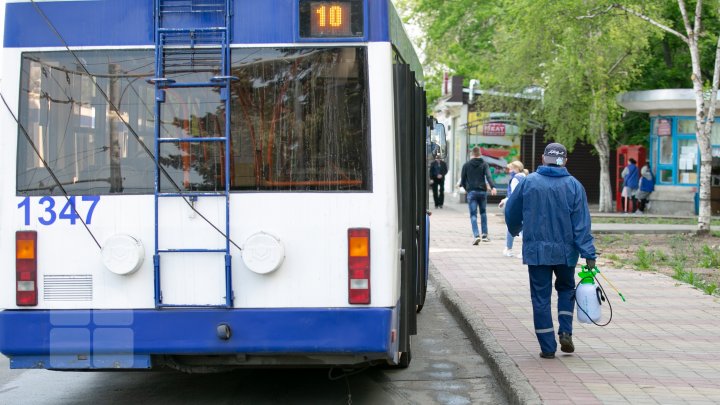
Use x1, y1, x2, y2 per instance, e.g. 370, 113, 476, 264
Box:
578, 265, 598, 284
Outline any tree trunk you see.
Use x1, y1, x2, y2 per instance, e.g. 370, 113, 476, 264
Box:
697, 126, 712, 234
688, 36, 712, 234
594, 122, 613, 212
594, 139, 613, 212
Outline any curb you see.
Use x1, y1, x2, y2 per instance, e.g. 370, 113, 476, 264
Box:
429, 266, 542, 405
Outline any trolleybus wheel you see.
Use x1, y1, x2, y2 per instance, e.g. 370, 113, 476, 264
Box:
416, 266, 427, 313
398, 348, 412, 368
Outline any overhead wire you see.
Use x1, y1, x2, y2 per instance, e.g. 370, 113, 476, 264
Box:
25, 0, 242, 251
0, 92, 102, 250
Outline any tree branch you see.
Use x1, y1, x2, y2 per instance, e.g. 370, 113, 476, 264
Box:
576, 4, 615, 19
607, 52, 631, 75
676, 0, 693, 40
704, 31, 720, 130
598, 4, 690, 44
693, 0, 703, 40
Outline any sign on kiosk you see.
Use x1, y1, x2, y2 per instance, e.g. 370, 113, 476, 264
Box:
483, 122, 506, 136
656, 118, 671, 136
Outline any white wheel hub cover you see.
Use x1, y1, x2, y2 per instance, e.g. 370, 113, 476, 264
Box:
102, 234, 145, 276
242, 232, 285, 274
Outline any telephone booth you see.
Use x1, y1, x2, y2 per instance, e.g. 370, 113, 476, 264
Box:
615, 145, 647, 212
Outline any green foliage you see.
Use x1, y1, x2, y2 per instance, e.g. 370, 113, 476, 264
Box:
490, 0, 660, 150
672, 265, 685, 280
685, 270, 697, 286
401, 0, 720, 149
699, 245, 720, 268
397, 0, 502, 98
670, 266, 719, 296
633, 246, 653, 270
704, 282, 718, 295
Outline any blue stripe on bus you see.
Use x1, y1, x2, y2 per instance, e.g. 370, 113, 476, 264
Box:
4, 0, 154, 47
3, 0, 394, 48
0, 308, 394, 368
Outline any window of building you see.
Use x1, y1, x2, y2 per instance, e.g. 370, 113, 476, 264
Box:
653, 117, 675, 184
677, 119, 695, 135
676, 138, 698, 184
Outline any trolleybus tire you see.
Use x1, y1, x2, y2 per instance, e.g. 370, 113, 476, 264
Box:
416, 217, 430, 313
416, 266, 427, 313
398, 348, 412, 368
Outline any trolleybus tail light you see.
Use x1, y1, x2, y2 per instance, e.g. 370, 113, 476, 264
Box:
16, 231, 38, 306
348, 228, 370, 304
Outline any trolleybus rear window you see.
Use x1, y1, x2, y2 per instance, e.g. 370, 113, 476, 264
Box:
16, 47, 370, 195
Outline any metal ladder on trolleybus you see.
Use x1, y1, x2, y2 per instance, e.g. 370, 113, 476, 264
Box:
150, 0, 235, 308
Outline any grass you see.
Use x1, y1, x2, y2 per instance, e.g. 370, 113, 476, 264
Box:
592, 217, 720, 226
597, 233, 720, 297
671, 266, 720, 296
633, 246, 653, 270
699, 245, 720, 268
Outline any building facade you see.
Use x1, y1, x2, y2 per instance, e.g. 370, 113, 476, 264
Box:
618, 89, 720, 215
434, 76, 605, 204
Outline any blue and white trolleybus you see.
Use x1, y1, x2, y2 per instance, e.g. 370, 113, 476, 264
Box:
0, 0, 435, 370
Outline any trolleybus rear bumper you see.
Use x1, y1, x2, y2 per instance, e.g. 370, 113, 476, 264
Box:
0, 308, 396, 369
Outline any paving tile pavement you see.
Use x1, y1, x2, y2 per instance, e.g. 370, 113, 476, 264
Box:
428, 199, 720, 405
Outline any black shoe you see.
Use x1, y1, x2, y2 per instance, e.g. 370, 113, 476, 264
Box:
559, 332, 574, 353
539, 352, 555, 359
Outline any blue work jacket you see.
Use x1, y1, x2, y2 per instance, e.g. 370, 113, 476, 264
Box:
624, 163, 639, 189
505, 165, 596, 266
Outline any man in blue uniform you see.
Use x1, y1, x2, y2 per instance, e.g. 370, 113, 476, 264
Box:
504, 143, 596, 359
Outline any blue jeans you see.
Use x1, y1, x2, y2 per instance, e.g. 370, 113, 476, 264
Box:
528, 265, 575, 354
506, 229, 523, 249
467, 190, 488, 237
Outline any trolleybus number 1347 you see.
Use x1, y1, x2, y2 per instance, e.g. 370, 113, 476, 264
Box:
17, 196, 100, 226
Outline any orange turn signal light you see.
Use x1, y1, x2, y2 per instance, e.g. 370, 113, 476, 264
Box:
16, 239, 35, 260
349, 236, 368, 257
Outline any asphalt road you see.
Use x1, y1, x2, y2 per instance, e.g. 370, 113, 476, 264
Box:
0, 284, 507, 404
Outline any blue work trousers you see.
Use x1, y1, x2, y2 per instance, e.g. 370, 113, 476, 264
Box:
528, 264, 575, 354
467, 190, 488, 237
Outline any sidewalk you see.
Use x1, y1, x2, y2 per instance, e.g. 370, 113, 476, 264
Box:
428, 199, 720, 405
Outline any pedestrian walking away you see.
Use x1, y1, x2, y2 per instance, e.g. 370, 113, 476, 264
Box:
429, 154, 448, 208
498, 160, 528, 257
504, 142, 597, 359
621, 158, 639, 213
460, 146, 497, 245
635, 162, 655, 214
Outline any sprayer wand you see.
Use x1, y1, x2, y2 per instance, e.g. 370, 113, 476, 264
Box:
595, 269, 626, 302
